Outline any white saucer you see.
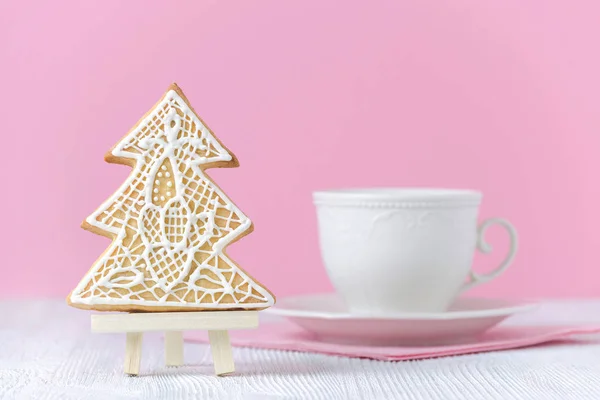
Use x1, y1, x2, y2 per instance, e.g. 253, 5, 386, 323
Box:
264, 293, 537, 346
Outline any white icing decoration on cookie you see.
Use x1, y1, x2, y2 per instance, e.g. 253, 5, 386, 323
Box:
70, 89, 273, 310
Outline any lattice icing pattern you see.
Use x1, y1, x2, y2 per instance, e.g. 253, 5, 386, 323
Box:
70, 88, 274, 309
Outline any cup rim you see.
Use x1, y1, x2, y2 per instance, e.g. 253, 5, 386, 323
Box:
313, 187, 483, 207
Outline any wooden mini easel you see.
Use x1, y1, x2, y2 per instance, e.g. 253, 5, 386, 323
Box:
91, 311, 259, 376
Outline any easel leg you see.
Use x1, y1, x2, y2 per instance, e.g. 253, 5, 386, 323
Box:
208, 330, 234, 376
165, 331, 184, 366
124, 332, 143, 376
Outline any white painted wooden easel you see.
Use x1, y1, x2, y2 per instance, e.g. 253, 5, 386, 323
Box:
91, 311, 258, 376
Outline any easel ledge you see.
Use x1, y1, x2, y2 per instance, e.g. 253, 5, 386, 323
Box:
91, 311, 259, 376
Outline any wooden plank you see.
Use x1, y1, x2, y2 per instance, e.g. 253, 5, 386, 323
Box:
124, 332, 143, 376
164, 331, 184, 366
91, 311, 259, 333
208, 330, 235, 376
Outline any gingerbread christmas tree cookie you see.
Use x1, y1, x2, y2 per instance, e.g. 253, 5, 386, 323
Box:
68, 83, 275, 313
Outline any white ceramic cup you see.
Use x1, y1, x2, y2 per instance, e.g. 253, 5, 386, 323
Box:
313, 188, 518, 314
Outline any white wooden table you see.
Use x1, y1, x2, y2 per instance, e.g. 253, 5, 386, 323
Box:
1, 300, 600, 399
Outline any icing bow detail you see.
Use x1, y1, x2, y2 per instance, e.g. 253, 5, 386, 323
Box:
137, 108, 214, 164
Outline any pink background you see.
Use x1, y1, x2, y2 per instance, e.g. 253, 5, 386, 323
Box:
2, 1, 599, 299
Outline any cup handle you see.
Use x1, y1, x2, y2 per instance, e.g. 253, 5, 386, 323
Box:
461, 218, 518, 292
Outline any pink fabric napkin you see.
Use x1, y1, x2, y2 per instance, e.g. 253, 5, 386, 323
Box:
184, 321, 600, 361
